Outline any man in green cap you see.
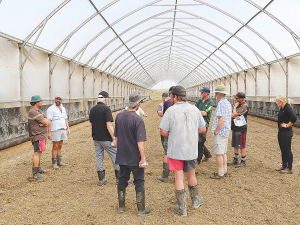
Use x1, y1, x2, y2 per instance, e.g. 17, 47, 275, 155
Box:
28, 95, 51, 179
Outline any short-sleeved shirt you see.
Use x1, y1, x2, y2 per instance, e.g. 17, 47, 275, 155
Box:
160, 102, 206, 160
211, 97, 232, 137
28, 107, 48, 142
195, 97, 214, 127
163, 99, 172, 114
47, 103, 68, 131
231, 102, 248, 133
89, 102, 113, 141
157, 102, 164, 122
114, 110, 147, 166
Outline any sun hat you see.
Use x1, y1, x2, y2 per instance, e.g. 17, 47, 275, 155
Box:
129, 92, 145, 108
234, 92, 245, 99
199, 87, 210, 93
213, 85, 229, 95
172, 85, 186, 97
30, 95, 43, 103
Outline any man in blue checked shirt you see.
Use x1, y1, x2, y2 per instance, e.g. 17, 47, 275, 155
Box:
210, 85, 232, 179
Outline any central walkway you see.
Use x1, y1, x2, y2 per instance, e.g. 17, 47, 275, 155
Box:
0, 99, 300, 224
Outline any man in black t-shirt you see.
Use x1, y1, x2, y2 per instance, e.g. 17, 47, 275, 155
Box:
89, 91, 120, 186
114, 92, 150, 216
228, 92, 248, 167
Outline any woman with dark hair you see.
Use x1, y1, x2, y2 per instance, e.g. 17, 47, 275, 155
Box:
275, 95, 297, 174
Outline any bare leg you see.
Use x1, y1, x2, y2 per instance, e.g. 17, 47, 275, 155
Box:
173, 170, 184, 190
163, 155, 168, 163
32, 152, 42, 167
185, 169, 197, 187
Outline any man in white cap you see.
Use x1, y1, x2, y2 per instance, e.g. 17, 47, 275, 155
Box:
47, 94, 70, 169
114, 92, 150, 216
210, 85, 232, 179
89, 91, 122, 186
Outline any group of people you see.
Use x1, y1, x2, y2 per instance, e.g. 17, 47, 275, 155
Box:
28, 94, 69, 179
25, 84, 297, 217
155, 84, 297, 215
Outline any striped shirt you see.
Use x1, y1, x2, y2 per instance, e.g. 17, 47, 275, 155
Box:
211, 97, 232, 137
28, 107, 48, 142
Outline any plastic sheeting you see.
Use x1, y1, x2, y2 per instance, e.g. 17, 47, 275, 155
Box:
0, 0, 300, 104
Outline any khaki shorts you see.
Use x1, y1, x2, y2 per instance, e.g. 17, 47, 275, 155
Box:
51, 129, 67, 142
212, 134, 228, 155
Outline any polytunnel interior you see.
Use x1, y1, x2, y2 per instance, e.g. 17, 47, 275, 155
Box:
1, 0, 300, 103
1, 0, 300, 149
1, 1, 300, 223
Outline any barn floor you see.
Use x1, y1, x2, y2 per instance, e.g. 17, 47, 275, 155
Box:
0, 99, 300, 224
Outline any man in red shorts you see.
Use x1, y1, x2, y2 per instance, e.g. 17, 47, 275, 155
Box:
28, 95, 51, 179
160, 85, 206, 216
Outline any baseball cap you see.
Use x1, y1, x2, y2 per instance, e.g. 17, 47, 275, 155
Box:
199, 87, 210, 93
172, 85, 186, 97
98, 91, 109, 99
55, 94, 63, 99
129, 92, 146, 108
30, 95, 43, 103
162, 93, 168, 97
234, 92, 245, 99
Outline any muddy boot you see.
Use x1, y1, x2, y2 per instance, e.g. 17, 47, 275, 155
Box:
38, 164, 48, 173
227, 154, 239, 166
136, 190, 150, 216
57, 155, 68, 166
236, 157, 246, 167
32, 167, 47, 179
174, 189, 187, 216
188, 185, 204, 209
97, 170, 107, 186
118, 189, 126, 214
38, 167, 48, 174
157, 162, 169, 182
52, 157, 59, 169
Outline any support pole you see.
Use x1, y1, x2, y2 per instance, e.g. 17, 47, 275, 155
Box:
244, 71, 247, 96
92, 70, 95, 104
255, 68, 257, 101
49, 55, 52, 104
68, 61, 71, 102
18, 44, 24, 106
285, 60, 289, 98
82, 66, 85, 101
268, 64, 271, 102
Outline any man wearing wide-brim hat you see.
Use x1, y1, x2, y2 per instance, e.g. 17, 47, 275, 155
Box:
114, 92, 150, 216
28, 95, 51, 179
210, 85, 232, 179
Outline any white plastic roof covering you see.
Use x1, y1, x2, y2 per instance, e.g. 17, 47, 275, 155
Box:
0, 0, 299, 89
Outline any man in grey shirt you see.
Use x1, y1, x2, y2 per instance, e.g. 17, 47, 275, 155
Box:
160, 85, 206, 216
157, 92, 170, 182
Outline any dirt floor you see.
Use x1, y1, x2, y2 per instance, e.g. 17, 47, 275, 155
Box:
0, 99, 300, 224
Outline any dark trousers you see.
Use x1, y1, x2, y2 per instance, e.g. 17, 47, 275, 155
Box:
118, 165, 144, 192
278, 130, 293, 170
198, 130, 210, 162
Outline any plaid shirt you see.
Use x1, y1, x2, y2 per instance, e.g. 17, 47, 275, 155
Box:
211, 97, 232, 137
